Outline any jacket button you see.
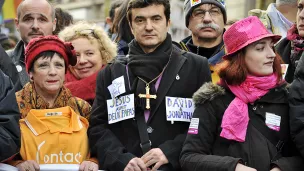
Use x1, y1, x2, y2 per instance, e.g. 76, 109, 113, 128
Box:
147, 126, 153, 134
16, 65, 22, 72
260, 105, 263, 108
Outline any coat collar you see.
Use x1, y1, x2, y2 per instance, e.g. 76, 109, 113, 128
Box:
12, 40, 25, 62
192, 82, 288, 106
147, 46, 187, 122
22, 106, 88, 136
192, 82, 225, 106
257, 83, 288, 104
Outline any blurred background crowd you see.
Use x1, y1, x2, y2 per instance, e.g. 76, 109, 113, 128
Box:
0, 0, 276, 50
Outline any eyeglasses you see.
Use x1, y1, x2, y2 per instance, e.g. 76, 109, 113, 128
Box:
192, 8, 222, 18
65, 29, 98, 41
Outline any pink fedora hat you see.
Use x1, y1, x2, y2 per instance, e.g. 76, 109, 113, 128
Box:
223, 16, 281, 59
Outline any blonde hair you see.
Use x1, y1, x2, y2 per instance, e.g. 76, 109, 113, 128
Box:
58, 21, 117, 64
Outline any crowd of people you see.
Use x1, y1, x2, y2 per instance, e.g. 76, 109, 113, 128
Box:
1, 0, 304, 171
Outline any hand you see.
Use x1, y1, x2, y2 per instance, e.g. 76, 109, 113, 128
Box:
124, 157, 147, 171
141, 148, 168, 171
16, 160, 40, 171
270, 167, 282, 171
235, 163, 257, 171
79, 160, 99, 171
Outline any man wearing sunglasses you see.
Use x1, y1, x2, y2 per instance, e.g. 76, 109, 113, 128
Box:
88, 0, 211, 171
176, 0, 227, 83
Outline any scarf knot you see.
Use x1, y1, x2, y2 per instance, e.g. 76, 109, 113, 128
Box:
220, 74, 278, 142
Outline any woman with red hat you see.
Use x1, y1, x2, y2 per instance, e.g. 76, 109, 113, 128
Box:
9, 36, 98, 171
180, 16, 304, 171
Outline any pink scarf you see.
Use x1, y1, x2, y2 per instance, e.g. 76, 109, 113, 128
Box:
220, 74, 278, 142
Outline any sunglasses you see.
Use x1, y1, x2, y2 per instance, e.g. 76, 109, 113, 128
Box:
69, 29, 111, 57
75, 29, 98, 39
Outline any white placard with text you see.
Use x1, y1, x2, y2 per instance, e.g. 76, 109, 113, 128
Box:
107, 76, 126, 98
165, 97, 194, 122
107, 94, 135, 124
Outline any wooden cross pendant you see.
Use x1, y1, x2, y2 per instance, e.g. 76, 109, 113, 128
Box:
138, 84, 157, 109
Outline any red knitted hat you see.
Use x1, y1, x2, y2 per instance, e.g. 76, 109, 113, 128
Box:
24, 35, 77, 73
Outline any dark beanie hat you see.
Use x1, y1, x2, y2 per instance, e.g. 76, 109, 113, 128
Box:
184, 0, 227, 27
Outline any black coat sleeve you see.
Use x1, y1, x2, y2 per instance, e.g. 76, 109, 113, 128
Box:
272, 156, 304, 171
289, 55, 304, 158
158, 132, 186, 170
88, 67, 135, 170
0, 69, 20, 162
288, 79, 304, 163
180, 102, 241, 171
274, 81, 304, 171
158, 56, 212, 170
0, 45, 21, 91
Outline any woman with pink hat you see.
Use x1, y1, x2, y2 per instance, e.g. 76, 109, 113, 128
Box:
180, 16, 304, 171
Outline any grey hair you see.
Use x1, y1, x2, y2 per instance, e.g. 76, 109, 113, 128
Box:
276, 0, 298, 5
17, 0, 56, 21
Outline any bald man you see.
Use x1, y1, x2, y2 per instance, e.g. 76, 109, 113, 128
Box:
7, 0, 56, 90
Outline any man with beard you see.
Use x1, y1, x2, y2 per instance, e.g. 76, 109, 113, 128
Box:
88, 0, 211, 170
6, 0, 56, 91
176, 0, 226, 83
